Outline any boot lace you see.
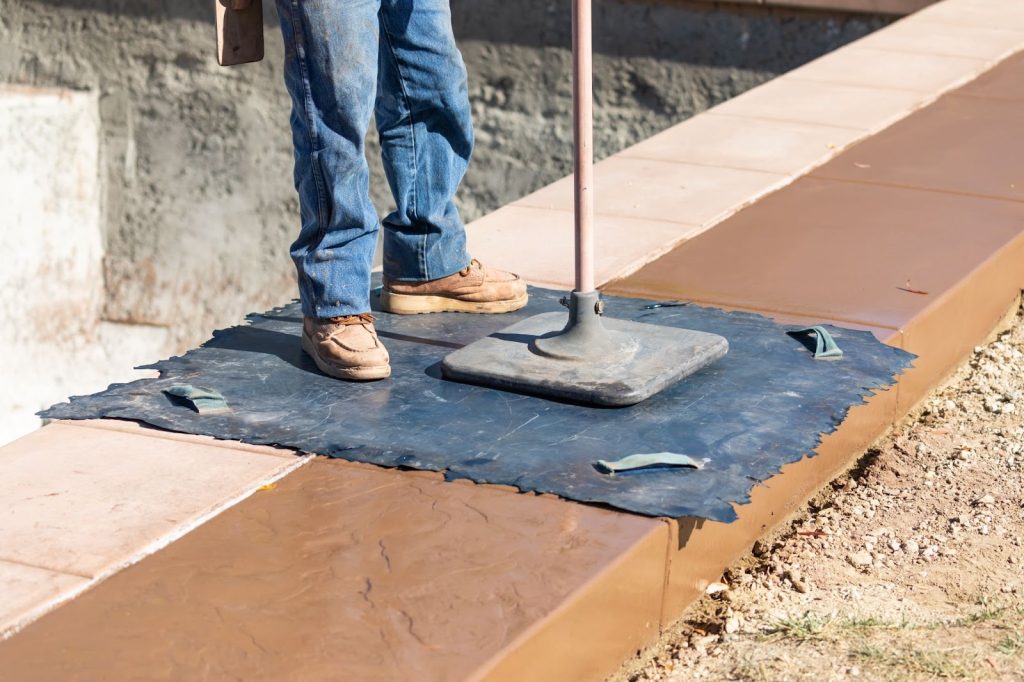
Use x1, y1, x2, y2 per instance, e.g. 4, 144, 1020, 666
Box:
459, 259, 482, 277
325, 313, 375, 326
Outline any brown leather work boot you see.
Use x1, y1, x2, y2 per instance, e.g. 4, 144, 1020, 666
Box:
301, 314, 391, 381
380, 259, 528, 315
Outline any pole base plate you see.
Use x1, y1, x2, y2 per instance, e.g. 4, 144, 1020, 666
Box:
441, 311, 729, 407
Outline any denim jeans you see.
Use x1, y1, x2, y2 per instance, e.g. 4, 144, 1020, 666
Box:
275, 0, 474, 318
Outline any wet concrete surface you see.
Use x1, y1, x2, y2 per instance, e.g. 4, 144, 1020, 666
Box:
0, 458, 666, 681
812, 92, 1024, 202
959, 50, 1024, 101
604, 175, 1024, 330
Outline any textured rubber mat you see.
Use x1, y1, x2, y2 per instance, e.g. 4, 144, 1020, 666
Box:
42, 286, 913, 521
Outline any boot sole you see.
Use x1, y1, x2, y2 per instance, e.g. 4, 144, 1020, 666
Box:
379, 290, 529, 315
301, 332, 391, 381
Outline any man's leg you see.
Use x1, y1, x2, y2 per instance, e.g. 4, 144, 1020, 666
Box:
375, 0, 528, 314
374, 0, 472, 282
276, 0, 390, 380
276, 0, 381, 318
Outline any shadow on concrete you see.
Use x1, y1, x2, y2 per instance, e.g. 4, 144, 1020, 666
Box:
203, 325, 315, 374
676, 516, 706, 550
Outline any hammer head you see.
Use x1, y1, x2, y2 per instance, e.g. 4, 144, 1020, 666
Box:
215, 0, 264, 66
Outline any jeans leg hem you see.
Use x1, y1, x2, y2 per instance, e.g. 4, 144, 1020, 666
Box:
383, 255, 472, 283
305, 304, 374, 319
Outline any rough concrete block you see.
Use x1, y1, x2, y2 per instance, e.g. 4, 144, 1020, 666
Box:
0, 86, 104, 443
0, 86, 168, 445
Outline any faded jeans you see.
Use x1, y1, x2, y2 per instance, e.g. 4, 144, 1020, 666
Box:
275, 0, 474, 318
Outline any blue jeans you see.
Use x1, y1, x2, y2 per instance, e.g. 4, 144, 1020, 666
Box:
276, 0, 474, 318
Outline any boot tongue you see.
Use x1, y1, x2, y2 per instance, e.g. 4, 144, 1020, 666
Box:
325, 318, 379, 352
341, 324, 379, 351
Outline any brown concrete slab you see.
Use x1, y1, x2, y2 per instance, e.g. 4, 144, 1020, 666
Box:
958, 50, 1024, 100
0, 459, 668, 682
604, 177, 1024, 332
812, 94, 1024, 201
475, 512, 669, 681
896, 237, 1024, 412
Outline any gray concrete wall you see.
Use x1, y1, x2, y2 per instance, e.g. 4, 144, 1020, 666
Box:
0, 0, 888, 353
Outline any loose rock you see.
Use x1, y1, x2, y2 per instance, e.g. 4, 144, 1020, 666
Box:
847, 551, 873, 568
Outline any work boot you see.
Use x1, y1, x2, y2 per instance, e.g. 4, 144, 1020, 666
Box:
301, 314, 391, 381
380, 259, 528, 314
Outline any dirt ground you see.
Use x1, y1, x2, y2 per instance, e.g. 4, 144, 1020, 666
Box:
613, 304, 1024, 682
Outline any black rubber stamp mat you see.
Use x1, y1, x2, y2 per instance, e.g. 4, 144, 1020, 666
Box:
42, 286, 914, 521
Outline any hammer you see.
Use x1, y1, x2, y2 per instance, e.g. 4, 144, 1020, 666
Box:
215, 0, 264, 66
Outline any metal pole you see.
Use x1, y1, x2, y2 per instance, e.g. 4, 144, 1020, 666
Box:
572, 0, 595, 294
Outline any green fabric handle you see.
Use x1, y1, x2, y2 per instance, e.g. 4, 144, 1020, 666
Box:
597, 452, 705, 474
164, 384, 230, 414
790, 326, 844, 360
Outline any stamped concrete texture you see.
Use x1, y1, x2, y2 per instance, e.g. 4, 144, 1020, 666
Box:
0, 421, 296, 577
0, 459, 668, 682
